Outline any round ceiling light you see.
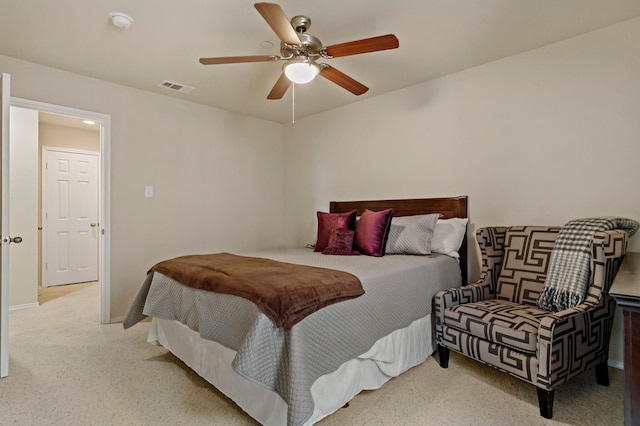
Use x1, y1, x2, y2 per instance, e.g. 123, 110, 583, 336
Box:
109, 12, 135, 29
283, 59, 320, 84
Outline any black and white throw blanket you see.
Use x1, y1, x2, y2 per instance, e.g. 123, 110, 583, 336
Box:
537, 217, 639, 312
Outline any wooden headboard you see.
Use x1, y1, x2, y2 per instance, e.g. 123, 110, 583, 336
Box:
330, 196, 469, 283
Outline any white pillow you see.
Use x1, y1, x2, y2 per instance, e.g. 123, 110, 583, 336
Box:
431, 218, 469, 258
385, 214, 440, 255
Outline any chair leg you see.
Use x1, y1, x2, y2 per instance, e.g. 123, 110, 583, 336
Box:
595, 362, 610, 386
537, 388, 554, 419
437, 345, 450, 368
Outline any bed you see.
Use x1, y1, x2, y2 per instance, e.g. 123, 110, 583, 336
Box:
124, 196, 469, 426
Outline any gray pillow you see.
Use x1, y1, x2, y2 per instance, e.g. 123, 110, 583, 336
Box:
385, 214, 441, 255
431, 217, 469, 258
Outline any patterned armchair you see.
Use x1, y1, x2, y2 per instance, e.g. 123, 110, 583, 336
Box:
434, 226, 629, 419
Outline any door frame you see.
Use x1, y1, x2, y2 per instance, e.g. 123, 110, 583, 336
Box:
42, 147, 100, 288
1, 73, 10, 377
10, 97, 111, 324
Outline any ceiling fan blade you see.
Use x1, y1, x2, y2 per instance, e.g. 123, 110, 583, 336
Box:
267, 73, 291, 99
254, 2, 301, 46
199, 55, 276, 65
320, 66, 369, 96
323, 34, 399, 58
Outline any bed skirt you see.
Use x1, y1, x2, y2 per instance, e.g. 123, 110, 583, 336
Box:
148, 315, 434, 425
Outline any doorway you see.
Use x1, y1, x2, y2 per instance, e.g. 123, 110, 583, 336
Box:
42, 147, 99, 287
10, 97, 111, 324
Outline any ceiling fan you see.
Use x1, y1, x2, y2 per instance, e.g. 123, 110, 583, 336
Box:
199, 2, 399, 100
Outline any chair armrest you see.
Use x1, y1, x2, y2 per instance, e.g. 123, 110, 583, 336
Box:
434, 226, 507, 344
536, 302, 611, 388
435, 282, 493, 310
537, 229, 629, 389
536, 230, 628, 388
434, 282, 492, 344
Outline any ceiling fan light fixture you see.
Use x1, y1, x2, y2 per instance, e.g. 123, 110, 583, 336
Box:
283, 59, 320, 84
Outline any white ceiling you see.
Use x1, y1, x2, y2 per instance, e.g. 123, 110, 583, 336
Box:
1, 1, 639, 124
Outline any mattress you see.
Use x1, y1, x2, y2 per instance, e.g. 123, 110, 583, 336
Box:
126, 249, 461, 425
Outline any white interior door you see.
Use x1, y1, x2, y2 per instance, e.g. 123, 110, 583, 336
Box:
9, 106, 38, 308
1, 73, 11, 378
43, 148, 99, 287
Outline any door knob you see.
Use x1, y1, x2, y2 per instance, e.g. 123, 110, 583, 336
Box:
1, 236, 22, 244
90, 223, 97, 227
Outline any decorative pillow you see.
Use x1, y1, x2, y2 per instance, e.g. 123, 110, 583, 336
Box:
322, 228, 360, 256
385, 213, 441, 255
314, 210, 357, 252
354, 208, 394, 257
431, 217, 469, 258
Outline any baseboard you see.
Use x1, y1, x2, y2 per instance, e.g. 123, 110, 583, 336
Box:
608, 359, 624, 370
9, 302, 40, 312
110, 315, 125, 324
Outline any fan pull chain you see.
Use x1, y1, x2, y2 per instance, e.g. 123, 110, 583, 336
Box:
291, 83, 295, 126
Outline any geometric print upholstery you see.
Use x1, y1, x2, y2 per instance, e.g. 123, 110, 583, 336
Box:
434, 226, 630, 419
445, 300, 549, 353
440, 327, 539, 382
496, 226, 561, 306
475, 226, 507, 295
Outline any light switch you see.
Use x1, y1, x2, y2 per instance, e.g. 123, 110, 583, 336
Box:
145, 185, 153, 198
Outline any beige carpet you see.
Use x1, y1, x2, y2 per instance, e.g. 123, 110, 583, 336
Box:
2, 283, 623, 425
38, 281, 97, 304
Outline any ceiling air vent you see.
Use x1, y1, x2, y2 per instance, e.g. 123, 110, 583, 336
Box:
158, 80, 194, 94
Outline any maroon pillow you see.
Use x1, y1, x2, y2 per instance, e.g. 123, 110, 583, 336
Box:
322, 228, 360, 256
354, 208, 394, 257
314, 210, 357, 252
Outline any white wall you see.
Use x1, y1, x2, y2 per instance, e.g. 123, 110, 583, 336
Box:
0, 54, 285, 320
39, 122, 100, 152
282, 18, 640, 365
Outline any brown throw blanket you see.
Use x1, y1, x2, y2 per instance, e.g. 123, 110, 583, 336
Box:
149, 253, 364, 330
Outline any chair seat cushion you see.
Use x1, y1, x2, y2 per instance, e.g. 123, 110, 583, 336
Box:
444, 300, 550, 353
